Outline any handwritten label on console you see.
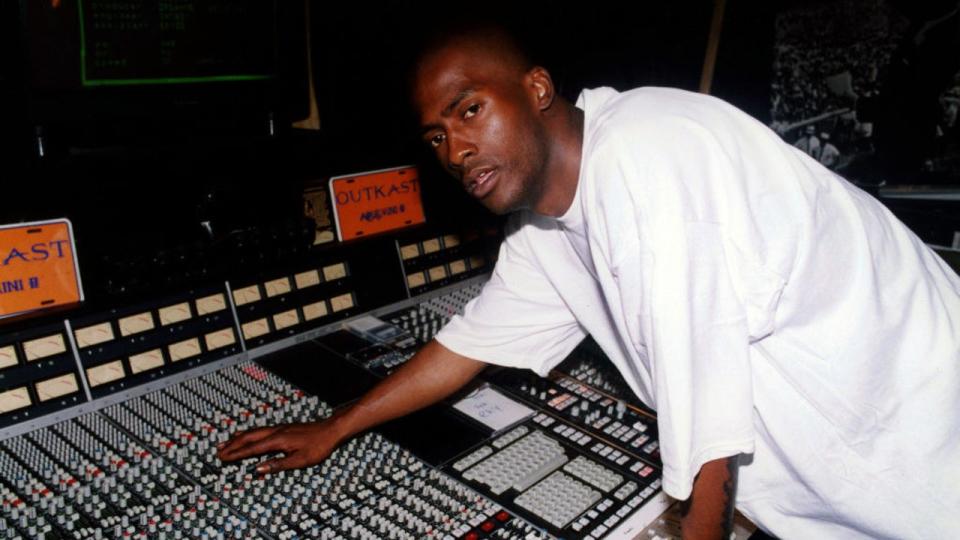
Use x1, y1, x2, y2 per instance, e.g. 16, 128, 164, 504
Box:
330, 166, 426, 241
454, 384, 535, 432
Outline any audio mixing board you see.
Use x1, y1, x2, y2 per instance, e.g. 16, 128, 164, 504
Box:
0, 225, 689, 540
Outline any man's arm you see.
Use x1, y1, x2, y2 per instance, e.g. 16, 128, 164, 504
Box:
679, 455, 740, 540
216, 339, 485, 473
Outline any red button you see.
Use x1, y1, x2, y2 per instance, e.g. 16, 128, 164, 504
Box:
496, 511, 510, 522
465, 533, 479, 540
481, 521, 495, 532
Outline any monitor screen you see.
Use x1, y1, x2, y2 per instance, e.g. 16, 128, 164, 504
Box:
27, 0, 276, 90
19, 0, 291, 150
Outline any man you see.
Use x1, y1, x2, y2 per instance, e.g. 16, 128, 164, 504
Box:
818, 132, 840, 169
793, 124, 820, 159
218, 28, 960, 539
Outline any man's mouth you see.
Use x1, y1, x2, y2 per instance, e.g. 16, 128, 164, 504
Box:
466, 168, 498, 198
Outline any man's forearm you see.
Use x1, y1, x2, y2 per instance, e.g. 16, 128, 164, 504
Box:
327, 339, 486, 442
216, 340, 486, 472
679, 455, 740, 540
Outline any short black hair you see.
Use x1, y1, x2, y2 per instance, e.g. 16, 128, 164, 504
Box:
412, 18, 540, 70
403, 11, 554, 97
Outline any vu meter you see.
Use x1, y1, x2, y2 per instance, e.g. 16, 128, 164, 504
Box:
35, 373, 79, 402
86, 360, 126, 387
0, 387, 31, 413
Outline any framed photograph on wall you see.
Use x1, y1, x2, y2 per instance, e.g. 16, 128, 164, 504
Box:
766, 0, 960, 186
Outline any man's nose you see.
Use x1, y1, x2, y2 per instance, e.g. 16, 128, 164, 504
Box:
446, 134, 475, 172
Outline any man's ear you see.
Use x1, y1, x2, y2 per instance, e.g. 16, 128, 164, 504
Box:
528, 66, 556, 111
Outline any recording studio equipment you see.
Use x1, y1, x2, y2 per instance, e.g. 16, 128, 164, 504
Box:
0, 209, 681, 540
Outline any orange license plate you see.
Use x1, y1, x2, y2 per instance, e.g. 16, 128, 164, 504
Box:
0, 219, 83, 319
330, 166, 426, 241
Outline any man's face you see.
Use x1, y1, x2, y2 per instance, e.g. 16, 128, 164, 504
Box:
413, 44, 549, 215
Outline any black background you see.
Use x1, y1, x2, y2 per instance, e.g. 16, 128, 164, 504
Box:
4, 0, 952, 307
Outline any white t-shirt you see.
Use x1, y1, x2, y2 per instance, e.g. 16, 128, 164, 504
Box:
436, 87, 960, 538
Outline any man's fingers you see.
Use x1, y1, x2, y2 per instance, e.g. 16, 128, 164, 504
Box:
217, 426, 283, 461
253, 452, 303, 475
220, 433, 289, 462
217, 427, 278, 458
217, 422, 333, 472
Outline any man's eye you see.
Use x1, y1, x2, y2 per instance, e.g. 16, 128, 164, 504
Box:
463, 104, 480, 119
429, 134, 446, 148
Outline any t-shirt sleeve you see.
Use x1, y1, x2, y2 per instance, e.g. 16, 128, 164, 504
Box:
435, 218, 586, 376
646, 219, 758, 501
590, 107, 793, 500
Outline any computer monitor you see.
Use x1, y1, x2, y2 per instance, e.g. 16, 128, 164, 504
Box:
21, 0, 284, 148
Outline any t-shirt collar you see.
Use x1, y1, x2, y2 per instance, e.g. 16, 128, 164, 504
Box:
557, 87, 619, 230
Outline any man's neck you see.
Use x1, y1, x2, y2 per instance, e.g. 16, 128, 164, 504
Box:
531, 103, 585, 217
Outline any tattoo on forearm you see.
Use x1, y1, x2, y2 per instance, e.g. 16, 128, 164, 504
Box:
678, 455, 740, 538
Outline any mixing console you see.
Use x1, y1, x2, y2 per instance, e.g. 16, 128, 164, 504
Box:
0, 321, 87, 430
0, 364, 284, 540
0, 360, 554, 540
386, 282, 484, 345
504, 375, 661, 466
295, 280, 679, 539
329, 282, 486, 377
553, 341, 644, 411
0, 241, 696, 540
444, 412, 668, 540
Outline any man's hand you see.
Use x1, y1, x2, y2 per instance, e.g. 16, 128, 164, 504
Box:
216, 420, 345, 474
216, 340, 485, 475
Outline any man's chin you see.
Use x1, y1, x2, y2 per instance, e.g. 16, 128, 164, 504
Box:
474, 180, 526, 215
479, 196, 519, 216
